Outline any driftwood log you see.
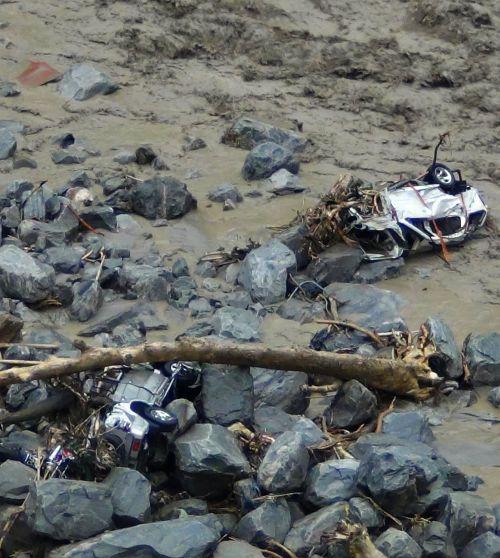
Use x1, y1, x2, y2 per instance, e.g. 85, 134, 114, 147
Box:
0, 338, 436, 399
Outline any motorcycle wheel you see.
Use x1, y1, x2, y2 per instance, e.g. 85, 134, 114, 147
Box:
426, 163, 456, 189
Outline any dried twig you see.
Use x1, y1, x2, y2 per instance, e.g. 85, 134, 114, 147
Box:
375, 397, 396, 433
316, 319, 385, 347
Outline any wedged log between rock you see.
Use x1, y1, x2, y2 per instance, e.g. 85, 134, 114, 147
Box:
0, 338, 436, 399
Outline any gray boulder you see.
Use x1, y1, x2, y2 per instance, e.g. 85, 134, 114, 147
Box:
158, 498, 208, 520
222, 117, 309, 154
460, 532, 500, 558
0, 245, 55, 303
438, 492, 496, 551
104, 467, 151, 526
267, 168, 305, 196
130, 176, 197, 220
201, 365, 254, 426
242, 142, 299, 180
51, 148, 88, 164
277, 298, 325, 324
382, 410, 435, 444
25, 479, 113, 541
275, 223, 311, 270
0, 128, 16, 159
464, 332, 500, 386
425, 317, 462, 379
257, 431, 310, 494
0, 460, 35, 504
329, 379, 377, 429
357, 444, 441, 516
354, 258, 405, 283
58, 63, 118, 100
254, 406, 324, 445
208, 184, 242, 203
169, 276, 197, 308
488, 387, 500, 408
213, 307, 261, 341
233, 499, 292, 545
174, 423, 251, 498
43, 246, 84, 274
239, 240, 296, 304
417, 521, 456, 558
119, 263, 171, 300
306, 244, 364, 286
304, 459, 359, 507
251, 367, 308, 414
375, 528, 423, 558
48, 517, 220, 558
215, 540, 265, 558
348, 497, 384, 529
70, 280, 103, 322
284, 502, 349, 556
323, 283, 407, 333
165, 398, 197, 437
78, 205, 117, 231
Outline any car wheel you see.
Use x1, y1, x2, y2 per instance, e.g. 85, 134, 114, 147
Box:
142, 405, 178, 431
426, 163, 456, 189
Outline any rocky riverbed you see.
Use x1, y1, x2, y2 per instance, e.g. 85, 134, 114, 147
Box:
0, 0, 499, 557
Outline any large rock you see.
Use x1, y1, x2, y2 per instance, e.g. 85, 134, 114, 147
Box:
284, 502, 349, 556
0, 245, 55, 303
328, 379, 377, 429
242, 142, 299, 180
257, 431, 310, 494
437, 492, 496, 551
464, 332, 500, 386
119, 263, 171, 300
174, 423, 251, 498
201, 365, 254, 426
460, 532, 500, 558
348, 496, 384, 529
0, 460, 36, 504
488, 386, 500, 408
0, 128, 16, 159
275, 223, 311, 269
416, 521, 456, 558
222, 117, 309, 153
104, 467, 151, 527
58, 63, 118, 100
157, 498, 208, 520
306, 244, 364, 286
254, 406, 324, 445
215, 540, 265, 558
357, 444, 441, 516
375, 528, 423, 558
425, 317, 462, 379
238, 240, 296, 304
323, 283, 407, 333
43, 246, 84, 274
48, 517, 220, 558
70, 280, 103, 322
304, 459, 359, 508
277, 298, 325, 324
130, 176, 197, 220
25, 479, 113, 541
267, 168, 305, 195
233, 499, 292, 545
354, 258, 405, 284
213, 307, 261, 341
208, 183, 242, 203
382, 410, 435, 444
251, 367, 308, 414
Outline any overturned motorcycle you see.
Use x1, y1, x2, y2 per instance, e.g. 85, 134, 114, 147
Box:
301, 136, 488, 262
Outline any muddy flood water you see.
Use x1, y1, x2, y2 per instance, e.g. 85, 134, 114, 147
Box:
0, 0, 499, 504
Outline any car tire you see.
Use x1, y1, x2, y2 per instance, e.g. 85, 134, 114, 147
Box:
141, 405, 178, 431
426, 163, 456, 189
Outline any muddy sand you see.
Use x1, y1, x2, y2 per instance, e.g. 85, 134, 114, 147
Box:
0, 0, 499, 500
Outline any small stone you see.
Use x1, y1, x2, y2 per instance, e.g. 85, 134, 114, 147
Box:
58, 63, 118, 101
488, 387, 500, 408
51, 148, 88, 164
306, 244, 364, 286
195, 261, 217, 278
382, 410, 435, 444
348, 497, 384, 529
165, 398, 197, 437
304, 459, 359, 507
70, 280, 103, 322
266, 168, 306, 195
105, 467, 151, 527
135, 145, 157, 165
375, 528, 423, 558
78, 205, 117, 231
208, 184, 243, 204
183, 137, 207, 151
460, 532, 500, 558
425, 317, 462, 379
0, 128, 16, 160
464, 332, 500, 386
232, 499, 292, 545
275, 224, 311, 270
251, 368, 308, 414
354, 258, 405, 284
189, 297, 213, 318
213, 306, 261, 342
329, 379, 377, 429
257, 431, 310, 494
158, 498, 208, 520
113, 150, 136, 164
0, 460, 36, 503
152, 218, 169, 227
12, 155, 37, 169
242, 142, 299, 181
0, 81, 20, 97
416, 521, 457, 558
214, 540, 265, 558
277, 298, 324, 324
223, 199, 237, 211
172, 257, 190, 278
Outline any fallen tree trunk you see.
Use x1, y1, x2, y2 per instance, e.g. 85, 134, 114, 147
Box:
0, 338, 436, 398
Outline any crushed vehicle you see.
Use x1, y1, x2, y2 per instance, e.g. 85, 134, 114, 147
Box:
84, 361, 200, 468
300, 135, 488, 262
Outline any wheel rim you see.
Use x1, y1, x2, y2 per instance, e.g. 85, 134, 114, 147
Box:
150, 409, 171, 423
435, 166, 453, 185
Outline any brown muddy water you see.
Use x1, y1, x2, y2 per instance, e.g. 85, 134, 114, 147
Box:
0, 0, 499, 501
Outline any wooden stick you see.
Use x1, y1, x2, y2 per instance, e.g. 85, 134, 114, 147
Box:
0, 359, 43, 366
0, 343, 59, 350
0, 338, 434, 398
316, 319, 385, 347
